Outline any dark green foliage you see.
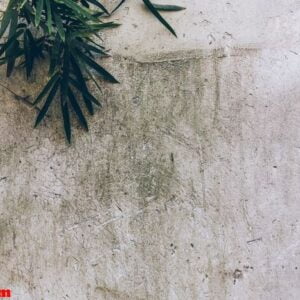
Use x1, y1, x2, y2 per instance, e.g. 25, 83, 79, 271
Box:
0, 0, 184, 143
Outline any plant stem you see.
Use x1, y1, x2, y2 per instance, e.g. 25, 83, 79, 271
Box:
0, 81, 41, 112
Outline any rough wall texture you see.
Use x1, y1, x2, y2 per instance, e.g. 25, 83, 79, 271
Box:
0, 1, 300, 300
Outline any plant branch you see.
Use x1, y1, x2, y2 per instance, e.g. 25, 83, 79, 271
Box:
0, 81, 40, 112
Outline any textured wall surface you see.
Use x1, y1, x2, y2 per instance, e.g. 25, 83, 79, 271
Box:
0, 1, 300, 300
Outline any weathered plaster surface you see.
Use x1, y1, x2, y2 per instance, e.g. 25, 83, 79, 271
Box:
103, 0, 300, 56
0, 1, 300, 300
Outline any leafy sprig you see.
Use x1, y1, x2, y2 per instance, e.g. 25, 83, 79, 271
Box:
0, 0, 184, 142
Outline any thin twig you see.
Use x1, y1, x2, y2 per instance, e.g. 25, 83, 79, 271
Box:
247, 237, 262, 244
111, 0, 127, 15
0, 81, 41, 112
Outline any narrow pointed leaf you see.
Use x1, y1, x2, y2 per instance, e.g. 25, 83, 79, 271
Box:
24, 30, 33, 78
61, 100, 71, 143
77, 40, 107, 55
85, 0, 109, 15
33, 72, 60, 105
69, 54, 94, 114
85, 67, 103, 94
111, 0, 126, 14
6, 9, 19, 77
84, 92, 101, 107
68, 88, 88, 131
49, 34, 61, 76
69, 77, 102, 106
142, 0, 177, 37
0, 29, 23, 56
35, 79, 60, 127
53, 12, 65, 41
69, 76, 100, 109
59, 0, 93, 19
45, 0, 53, 33
75, 48, 119, 83
35, 0, 44, 26
152, 4, 185, 11
0, 7, 12, 38
80, 0, 90, 8
61, 46, 70, 101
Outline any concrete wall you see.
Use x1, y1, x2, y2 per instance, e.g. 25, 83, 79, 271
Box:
0, 1, 300, 299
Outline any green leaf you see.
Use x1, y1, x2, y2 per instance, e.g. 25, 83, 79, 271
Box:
69, 54, 94, 115
56, 0, 94, 19
49, 34, 61, 76
85, 0, 109, 15
0, 29, 23, 57
77, 39, 107, 55
68, 88, 88, 131
69, 76, 100, 109
0, 0, 19, 38
33, 72, 60, 105
62, 47, 70, 84
6, 9, 19, 77
152, 4, 185, 11
111, 0, 126, 14
60, 45, 71, 143
60, 46, 70, 119
35, 79, 60, 127
0, 49, 24, 65
80, 0, 90, 8
75, 48, 119, 83
7, 9, 18, 41
86, 22, 120, 30
22, 3, 36, 24
0, 8, 12, 38
53, 12, 65, 41
85, 67, 103, 95
61, 99, 71, 143
24, 30, 34, 78
142, 0, 177, 37
18, 0, 29, 10
70, 74, 101, 107
83, 90, 101, 106
45, 0, 53, 33
35, 0, 44, 26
